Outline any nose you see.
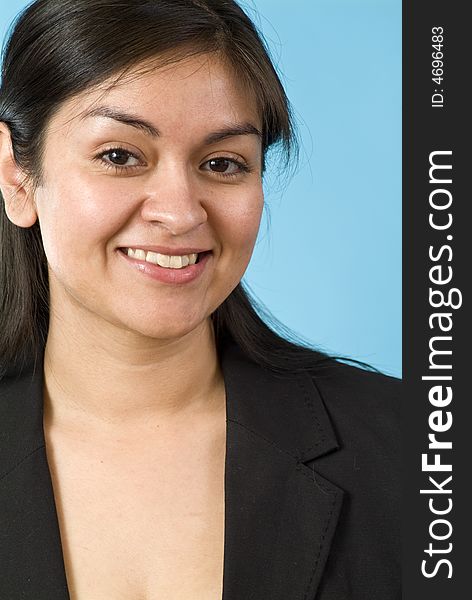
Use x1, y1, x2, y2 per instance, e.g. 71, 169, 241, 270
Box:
140, 162, 208, 236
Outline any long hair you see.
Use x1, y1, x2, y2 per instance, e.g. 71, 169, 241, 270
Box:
0, 0, 360, 379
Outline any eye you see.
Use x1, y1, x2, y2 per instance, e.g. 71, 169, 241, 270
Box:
94, 147, 143, 172
201, 157, 250, 178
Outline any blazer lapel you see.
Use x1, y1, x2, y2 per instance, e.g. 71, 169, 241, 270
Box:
0, 340, 343, 600
220, 341, 344, 600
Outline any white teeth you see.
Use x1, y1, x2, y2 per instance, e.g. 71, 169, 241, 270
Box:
125, 248, 202, 269
169, 255, 182, 268
145, 251, 160, 265
156, 253, 170, 268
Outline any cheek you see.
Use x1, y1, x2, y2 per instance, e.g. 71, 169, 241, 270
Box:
36, 176, 133, 266
234, 191, 264, 248
215, 188, 264, 263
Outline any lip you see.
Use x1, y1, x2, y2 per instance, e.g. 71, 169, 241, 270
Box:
116, 248, 212, 285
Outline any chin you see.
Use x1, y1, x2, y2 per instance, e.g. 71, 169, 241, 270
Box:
119, 314, 207, 342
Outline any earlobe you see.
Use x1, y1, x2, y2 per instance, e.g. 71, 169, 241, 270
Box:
0, 122, 38, 228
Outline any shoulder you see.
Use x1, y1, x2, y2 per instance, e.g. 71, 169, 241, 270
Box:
309, 359, 401, 440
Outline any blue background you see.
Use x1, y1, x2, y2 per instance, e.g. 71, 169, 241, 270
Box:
0, 0, 401, 377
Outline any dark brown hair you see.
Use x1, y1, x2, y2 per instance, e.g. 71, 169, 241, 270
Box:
0, 0, 351, 379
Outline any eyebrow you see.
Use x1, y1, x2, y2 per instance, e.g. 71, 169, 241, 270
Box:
80, 106, 160, 137
79, 106, 261, 144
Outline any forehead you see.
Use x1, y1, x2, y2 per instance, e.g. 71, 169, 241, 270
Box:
49, 53, 260, 136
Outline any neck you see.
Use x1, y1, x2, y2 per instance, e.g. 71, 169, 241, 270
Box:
43, 309, 224, 434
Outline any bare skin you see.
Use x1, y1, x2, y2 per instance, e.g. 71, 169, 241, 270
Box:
43, 375, 227, 600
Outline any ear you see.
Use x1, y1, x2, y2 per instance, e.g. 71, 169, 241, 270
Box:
0, 121, 38, 228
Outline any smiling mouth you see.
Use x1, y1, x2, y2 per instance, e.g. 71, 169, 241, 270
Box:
118, 248, 210, 269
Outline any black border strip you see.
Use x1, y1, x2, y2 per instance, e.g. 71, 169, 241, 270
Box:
403, 1, 468, 597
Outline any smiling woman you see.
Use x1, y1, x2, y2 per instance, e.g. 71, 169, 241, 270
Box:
12, 53, 265, 343
0, 1, 400, 600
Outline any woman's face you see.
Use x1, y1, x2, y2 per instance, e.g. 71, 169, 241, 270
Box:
32, 54, 264, 340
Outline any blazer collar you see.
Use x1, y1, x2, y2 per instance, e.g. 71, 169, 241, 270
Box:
0, 340, 343, 599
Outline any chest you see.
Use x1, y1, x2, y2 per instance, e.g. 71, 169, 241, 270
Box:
44, 422, 226, 600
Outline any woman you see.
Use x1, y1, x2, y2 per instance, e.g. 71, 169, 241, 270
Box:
0, 1, 400, 599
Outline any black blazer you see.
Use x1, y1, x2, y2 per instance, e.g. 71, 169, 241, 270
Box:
0, 339, 400, 599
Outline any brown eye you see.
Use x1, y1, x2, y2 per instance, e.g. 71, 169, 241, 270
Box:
209, 158, 233, 173
202, 157, 249, 177
106, 149, 138, 166
94, 147, 143, 172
